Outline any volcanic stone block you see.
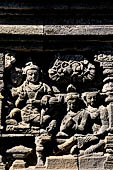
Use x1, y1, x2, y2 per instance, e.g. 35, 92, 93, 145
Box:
44, 25, 113, 35
0, 25, 43, 35
107, 103, 113, 128
104, 154, 113, 169
79, 154, 106, 170
46, 155, 78, 169
10, 160, 26, 169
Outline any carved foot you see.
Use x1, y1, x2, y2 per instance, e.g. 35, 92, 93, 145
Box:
19, 121, 30, 128
36, 157, 44, 167
70, 145, 78, 155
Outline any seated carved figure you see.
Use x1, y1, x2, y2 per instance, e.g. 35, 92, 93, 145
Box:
56, 90, 109, 156
40, 95, 63, 136
17, 62, 52, 127
73, 91, 109, 156
5, 66, 24, 125
82, 91, 109, 134
6, 62, 52, 130
57, 91, 88, 137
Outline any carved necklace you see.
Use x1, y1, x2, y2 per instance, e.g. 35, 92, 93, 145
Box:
86, 106, 99, 119
26, 81, 43, 92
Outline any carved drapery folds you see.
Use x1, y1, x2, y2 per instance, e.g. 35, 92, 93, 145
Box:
2, 52, 113, 168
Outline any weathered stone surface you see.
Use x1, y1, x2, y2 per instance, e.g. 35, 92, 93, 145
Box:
2, 25, 113, 36
10, 160, 26, 169
0, 25, 43, 35
46, 155, 78, 169
107, 104, 113, 128
79, 154, 106, 170
5, 53, 16, 69
44, 25, 113, 35
100, 62, 113, 68
0, 1, 113, 170
3, 54, 111, 169
0, 80, 4, 91
0, 155, 5, 170
7, 145, 32, 155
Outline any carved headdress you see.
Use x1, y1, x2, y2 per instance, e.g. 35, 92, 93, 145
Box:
66, 93, 79, 102
23, 62, 39, 74
66, 84, 79, 102
82, 88, 100, 106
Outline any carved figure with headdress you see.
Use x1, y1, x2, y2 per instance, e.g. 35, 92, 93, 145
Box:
13, 62, 52, 127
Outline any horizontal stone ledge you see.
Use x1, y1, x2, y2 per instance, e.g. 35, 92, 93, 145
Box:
0, 1, 112, 11
44, 25, 113, 35
2, 134, 34, 137
1, 25, 113, 36
0, 25, 43, 35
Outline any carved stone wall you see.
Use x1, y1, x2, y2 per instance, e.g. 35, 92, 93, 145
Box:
1, 1, 113, 170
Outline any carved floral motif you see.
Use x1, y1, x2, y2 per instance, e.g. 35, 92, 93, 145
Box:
49, 57, 95, 84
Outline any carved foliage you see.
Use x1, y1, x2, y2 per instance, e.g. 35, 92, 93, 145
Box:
49, 55, 95, 84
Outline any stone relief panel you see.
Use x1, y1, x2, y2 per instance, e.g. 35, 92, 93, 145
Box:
2, 52, 113, 169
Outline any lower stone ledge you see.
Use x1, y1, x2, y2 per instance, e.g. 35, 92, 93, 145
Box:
11, 168, 108, 170
45, 155, 78, 169
9, 154, 113, 170
79, 153, 106, 170
17, 169, 76, 170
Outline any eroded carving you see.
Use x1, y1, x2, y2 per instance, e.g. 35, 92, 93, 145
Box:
6, 62, 52, 132
5, 53, 16, 69
49, 56, 95, 85
3, 53, 112, 169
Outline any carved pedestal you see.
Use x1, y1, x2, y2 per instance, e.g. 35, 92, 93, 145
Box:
7, 145, 32, 169
10, 160, 26, 170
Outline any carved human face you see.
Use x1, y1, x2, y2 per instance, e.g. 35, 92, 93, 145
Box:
11, 69, 23, 86
67, 99, 77, 111
26, 69, 39, 83
86, 93, 97, 107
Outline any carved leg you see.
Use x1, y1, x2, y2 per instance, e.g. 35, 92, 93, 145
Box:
35, 136, 44, 167
79, 139, 105, 156
55, 136, 77, 155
